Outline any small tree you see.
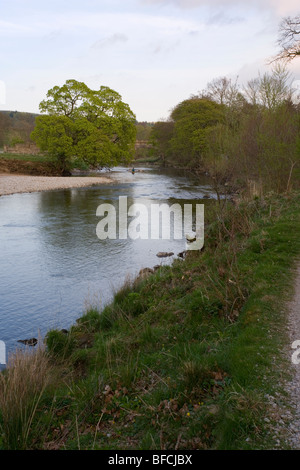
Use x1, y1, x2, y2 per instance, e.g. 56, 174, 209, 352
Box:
201, 76, 246, 131
256, 64, 293, 110
169, 98, 224, 168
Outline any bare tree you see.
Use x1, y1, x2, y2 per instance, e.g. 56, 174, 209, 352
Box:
243, 78, 260, 106
244, 64, 293, 109
201, 76, 244, 108
274, 15, 300, 62
259, 64, 293, 108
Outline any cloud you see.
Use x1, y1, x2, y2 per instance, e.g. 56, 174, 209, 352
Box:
91, 33, 128, 50
267, 0, 300, 15
141, 0, 300, 16
43, 29, 63, 41
0, 19, 33, 36
151, 38, 181, 55
206, 12, 245, 25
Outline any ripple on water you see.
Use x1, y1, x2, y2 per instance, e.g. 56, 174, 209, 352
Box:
0, 168, 214, 355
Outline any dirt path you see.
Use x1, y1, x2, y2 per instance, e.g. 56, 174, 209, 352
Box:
285, 265, 300, 448
0, 173, 113, 196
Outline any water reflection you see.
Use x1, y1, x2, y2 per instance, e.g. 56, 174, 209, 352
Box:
0, 167, 214, 354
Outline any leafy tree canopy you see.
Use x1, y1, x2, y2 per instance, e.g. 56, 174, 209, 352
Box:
149, 121, 174, 163
31, 79, 136, 174
169, 98, 225, 167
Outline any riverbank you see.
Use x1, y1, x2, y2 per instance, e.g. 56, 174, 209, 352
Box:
0, 173, 113, 196
0, 154, 61, 176
1, 192, 300, 450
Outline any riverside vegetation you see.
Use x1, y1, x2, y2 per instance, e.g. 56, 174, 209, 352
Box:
1, 85, 300, 449
1, 16, 300, 449
1, 191, 300, 450
148, 64, 300, 196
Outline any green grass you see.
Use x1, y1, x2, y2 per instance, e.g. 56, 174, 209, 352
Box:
1, 192, 300, 450
0, 152, 90, 172
0, 152, 50, 162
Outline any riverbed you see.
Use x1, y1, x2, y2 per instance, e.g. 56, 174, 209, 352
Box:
0, 173, 112, 196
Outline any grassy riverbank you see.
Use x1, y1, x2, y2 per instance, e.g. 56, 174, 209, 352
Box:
1, 192, 300, 450
0, 153, 90, 175
0, 153, 59, 176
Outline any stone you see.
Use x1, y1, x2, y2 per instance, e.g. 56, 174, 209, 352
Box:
137, 267, 154, 281
138, 267, 154, 276
17, 338, 38, 346
156, 252, 174, 258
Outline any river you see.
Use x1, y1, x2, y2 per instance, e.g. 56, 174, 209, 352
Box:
0, 167, 214, 357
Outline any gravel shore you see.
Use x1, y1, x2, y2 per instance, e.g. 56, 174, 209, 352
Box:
268, 265, 300, 449
285, 265, 300, 449
0, 173, 113, 196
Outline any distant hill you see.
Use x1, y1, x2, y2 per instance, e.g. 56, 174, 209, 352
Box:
0, 110, 154, 150
0, 110, 39, 148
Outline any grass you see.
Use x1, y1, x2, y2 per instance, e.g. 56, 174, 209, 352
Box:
0, 152, 49, 163
1, 192, 300, 449
0, 345, 57, 449
0, 152, 90, 173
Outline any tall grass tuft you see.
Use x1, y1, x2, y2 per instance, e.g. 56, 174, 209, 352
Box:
0, 346, 53, 449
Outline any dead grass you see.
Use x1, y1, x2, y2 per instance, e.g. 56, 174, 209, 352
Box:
0, 345, 55, 449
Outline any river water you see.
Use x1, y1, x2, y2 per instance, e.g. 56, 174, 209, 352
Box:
0, 167, 214, 357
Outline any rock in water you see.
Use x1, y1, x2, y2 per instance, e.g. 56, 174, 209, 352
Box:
139, 267, 154, 276
156, 252, 174, 258
153, 265, 161, 271
136, 267, 154, 281
17, 338, 38, 346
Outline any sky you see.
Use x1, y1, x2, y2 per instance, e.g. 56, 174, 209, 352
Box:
0, 0, 300, 122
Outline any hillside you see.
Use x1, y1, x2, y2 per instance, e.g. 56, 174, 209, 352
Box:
0, 111, 39, 148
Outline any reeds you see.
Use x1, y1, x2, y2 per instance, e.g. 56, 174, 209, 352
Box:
0, 345, 53, 449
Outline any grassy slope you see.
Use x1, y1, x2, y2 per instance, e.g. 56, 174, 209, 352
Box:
1, 193, 300, 450
0, 153, 89, 175
0, 153, 59, 176
0, 153, 48, 162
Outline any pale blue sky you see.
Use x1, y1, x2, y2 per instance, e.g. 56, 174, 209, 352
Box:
1, 0, 300, 121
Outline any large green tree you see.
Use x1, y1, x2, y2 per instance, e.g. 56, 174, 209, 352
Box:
31, 80, 136, 174
169, 98, 224, 168
149, 121, 174, 166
